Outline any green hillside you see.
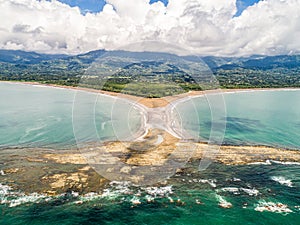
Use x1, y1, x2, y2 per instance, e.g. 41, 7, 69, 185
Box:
1, 49, 300, 97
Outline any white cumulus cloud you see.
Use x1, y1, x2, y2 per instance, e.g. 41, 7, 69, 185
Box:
0, 0, 299, 56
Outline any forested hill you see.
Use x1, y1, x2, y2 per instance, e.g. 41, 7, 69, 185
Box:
0, 49, 300, 96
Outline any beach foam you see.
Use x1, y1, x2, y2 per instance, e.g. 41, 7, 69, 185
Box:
142, 186, 173, 198
0, 183, 11, 196
220, 187, 259, 196
270, 176, 293, 187
248, 160, 272, 165
255, 201, 292, 214
101, 181, 133, 199
7, 193, 51, 208
199, 179, 217, 188
240, 188, 259, 196
248, 160, 300, 166
221, 187, 239, 194
0, 183, 50, 207
130, 196, 141, 205
0, 181, 175, 208
270, 160, 300, 166
97, 181, 174, 204
216, 194, 232, 208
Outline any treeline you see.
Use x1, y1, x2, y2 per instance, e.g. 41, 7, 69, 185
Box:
1, 53, 300, 97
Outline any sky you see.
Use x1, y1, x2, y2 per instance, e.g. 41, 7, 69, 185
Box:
56, 0, 258, 15
0, 0, 299, 56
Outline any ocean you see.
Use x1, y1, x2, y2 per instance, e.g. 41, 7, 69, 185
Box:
0, 82, 300, 224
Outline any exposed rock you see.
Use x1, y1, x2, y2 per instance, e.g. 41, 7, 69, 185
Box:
42, 172, 88, 190
43, 153, 87, 164
4, 168, 23, 174
1, 128, 300, 195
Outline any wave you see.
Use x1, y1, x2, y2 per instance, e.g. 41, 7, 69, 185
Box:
0, 183, 50, 208
199, 179, 217, 188
220, 187, 259, 196
270, 176, 293, 187
270, 160, 300, 165
215, 194, 232, 208
73, 182, 174, 205
248, 160, 300, 166
0, 181, 177, 208
248, 160, 272, 165
255, 200, 292, 214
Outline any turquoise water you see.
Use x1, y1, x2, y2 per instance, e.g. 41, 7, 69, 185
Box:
175, 90, 300, 149
1, 83, 300, 224
0, 82, 143, 149
2, 83, 300, 150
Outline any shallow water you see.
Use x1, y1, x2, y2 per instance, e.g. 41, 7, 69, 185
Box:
0, 82, 143, 149
175, 90, 300, 149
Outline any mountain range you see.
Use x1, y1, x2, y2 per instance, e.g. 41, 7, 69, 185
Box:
1, 49, 300, 70
0, 49, 300, 93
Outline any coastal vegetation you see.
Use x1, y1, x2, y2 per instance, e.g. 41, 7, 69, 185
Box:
1, 50, 300, 97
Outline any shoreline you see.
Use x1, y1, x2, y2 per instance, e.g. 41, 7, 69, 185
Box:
2, 80, 300, 108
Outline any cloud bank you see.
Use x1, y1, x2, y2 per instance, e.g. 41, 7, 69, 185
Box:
0, 0, 299, 56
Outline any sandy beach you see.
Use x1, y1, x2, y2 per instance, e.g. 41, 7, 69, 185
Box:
3, 81, 300, 108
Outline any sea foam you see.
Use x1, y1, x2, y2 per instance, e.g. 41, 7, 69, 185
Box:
0, 183, 49, 207
215, 194, 232, 208
199, 179, 217, 188
220, 187, 259, 196
255, 201, 292, 214
270, 176, 293, 187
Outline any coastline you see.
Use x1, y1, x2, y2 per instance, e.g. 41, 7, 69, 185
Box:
2, 80, 300, 108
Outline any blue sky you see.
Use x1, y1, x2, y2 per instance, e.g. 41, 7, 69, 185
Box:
235, 0, 260, 16
58, 0, 259, 15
